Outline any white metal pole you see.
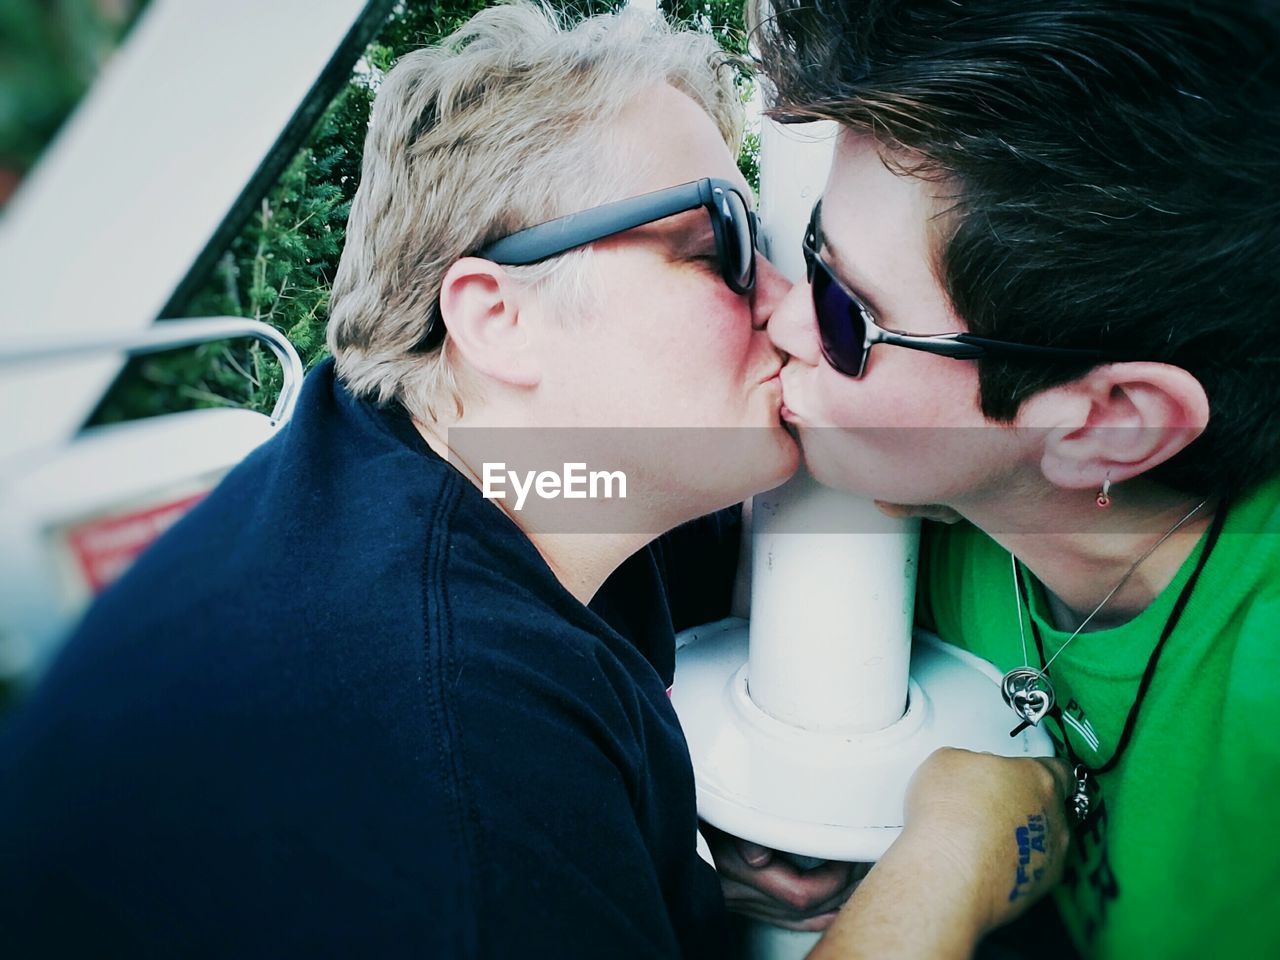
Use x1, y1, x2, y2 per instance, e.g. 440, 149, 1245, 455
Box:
746, 118, 918, 735
747, 471, 918, 732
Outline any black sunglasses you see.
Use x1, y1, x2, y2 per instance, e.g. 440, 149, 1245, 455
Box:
417, 179, 757, 350
802, 201, 1114, 378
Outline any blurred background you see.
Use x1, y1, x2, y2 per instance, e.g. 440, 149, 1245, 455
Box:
1, 0, 756, 425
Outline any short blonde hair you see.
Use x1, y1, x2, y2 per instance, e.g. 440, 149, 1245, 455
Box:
327, 1, 744, 421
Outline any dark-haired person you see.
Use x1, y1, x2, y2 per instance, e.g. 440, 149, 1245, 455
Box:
749, 1, 1280, 957
0, 3, 1077, 957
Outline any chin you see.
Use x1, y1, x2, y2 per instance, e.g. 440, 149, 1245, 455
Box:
750, 417, 801, 484
797, 429, 878, 497
801, 441, 948, 506
744, 429, 800, 492
695, 423, 800, 514
804, 458, 860, 495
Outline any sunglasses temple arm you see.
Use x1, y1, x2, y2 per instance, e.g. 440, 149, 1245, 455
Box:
882, 331, 1111, 362
868, 328, 983, 361
479, 183, 706, 265
951, 334, 1113, 362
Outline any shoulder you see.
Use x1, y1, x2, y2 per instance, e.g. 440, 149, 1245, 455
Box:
77, 360, 466, 640
1219, 551, 1280, 729
920, 519, 1007, 644
1214, 476, 1280, 717
4, 363, 477, 808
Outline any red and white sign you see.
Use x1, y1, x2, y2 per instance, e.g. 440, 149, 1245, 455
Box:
63, 491, 209, 594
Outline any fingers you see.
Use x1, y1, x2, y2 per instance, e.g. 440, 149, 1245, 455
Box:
702, 823, 872, 930
701, 824, 768, 883
742, 858, 862, 910
721, 888, 842, 931
735, 838, 772, 869
719, 864, 871, 931
720, 880, 843, 932
715, 842, 856, 905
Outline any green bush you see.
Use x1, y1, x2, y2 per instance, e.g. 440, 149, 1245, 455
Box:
88, 0, 758, 423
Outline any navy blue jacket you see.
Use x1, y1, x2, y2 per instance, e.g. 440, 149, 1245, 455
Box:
0, 361, 737, 958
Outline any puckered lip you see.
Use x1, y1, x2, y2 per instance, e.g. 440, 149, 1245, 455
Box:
757, 364, 783, 384
777, 370, 807, 424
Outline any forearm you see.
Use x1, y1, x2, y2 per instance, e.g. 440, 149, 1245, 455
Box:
809, 750, 1071, 960
808, 830, 990, 960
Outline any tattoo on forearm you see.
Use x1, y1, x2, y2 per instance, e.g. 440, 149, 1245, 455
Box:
1008, 811, 1048, 903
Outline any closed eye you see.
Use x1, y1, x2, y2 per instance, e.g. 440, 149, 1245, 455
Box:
688, 255, 723, 278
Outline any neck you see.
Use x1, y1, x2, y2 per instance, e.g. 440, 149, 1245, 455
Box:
960, 479, 1215, 632
413, 415, 657, 606
522, 531, 652, 604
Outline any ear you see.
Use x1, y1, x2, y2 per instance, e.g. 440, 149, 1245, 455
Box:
1018, 362, 1210, 491
437, 257, 541, 388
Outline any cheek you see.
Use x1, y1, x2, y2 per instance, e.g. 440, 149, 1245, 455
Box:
666, 289, 759, 384
814, 352, 982, 427
799, 358, 996, 499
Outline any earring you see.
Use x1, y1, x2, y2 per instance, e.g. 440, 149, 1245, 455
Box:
1096, 474, 1112, 509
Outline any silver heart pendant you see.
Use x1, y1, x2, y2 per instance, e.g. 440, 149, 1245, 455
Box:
1012, 686, 1052, 725
1001, 667, 1056, 726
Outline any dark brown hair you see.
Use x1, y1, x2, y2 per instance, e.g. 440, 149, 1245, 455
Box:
755, 0, 1280, 497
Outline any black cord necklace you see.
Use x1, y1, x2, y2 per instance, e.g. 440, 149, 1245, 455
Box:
1014, 502, 1229, 821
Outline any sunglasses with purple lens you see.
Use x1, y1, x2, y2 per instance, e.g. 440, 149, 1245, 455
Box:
802, 201, 1114, 378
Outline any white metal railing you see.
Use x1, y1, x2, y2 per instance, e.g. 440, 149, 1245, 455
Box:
0, 317, 304, 427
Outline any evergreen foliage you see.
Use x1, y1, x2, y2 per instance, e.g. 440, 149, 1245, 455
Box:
89, 0, 756, 423
0, 0, 147, 188
664, 0, 750, 57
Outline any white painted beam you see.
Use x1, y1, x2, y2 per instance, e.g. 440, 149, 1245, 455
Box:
0, 0, 380, 464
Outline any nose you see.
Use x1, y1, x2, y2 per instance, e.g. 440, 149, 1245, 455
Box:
766, 269, 823, 366
749, 255, 793, 332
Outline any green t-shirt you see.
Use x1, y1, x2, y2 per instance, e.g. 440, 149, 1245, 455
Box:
922, 475, 1280, 959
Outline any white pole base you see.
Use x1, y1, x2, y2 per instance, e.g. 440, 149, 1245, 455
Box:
673, 618, 1055, 863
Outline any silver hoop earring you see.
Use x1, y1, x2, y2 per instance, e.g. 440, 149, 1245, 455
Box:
1096, 475, 1113, 509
